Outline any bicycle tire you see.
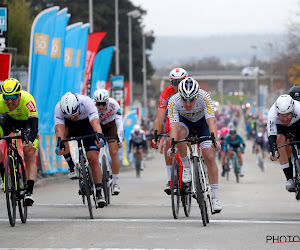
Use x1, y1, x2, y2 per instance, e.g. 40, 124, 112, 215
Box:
17, 158, 27, 223
5, 156, 17, 227
135, 152, 141, 178
171, 157, 180, 219
226, 157, 230, 181
182, 186, 192, 217
193, 156, 208, 226
294, 157, 300, 200
81, 155, 93, 219
102, 155, 110, 206
233, 155, 239, 183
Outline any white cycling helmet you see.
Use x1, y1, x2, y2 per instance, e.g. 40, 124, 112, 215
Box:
133, 124, 140, 132
275, 94, 295, 114
93, 89, 109, 102
178, 77, 200, 99
169, 68, 188, 86
60, 92, 79, 115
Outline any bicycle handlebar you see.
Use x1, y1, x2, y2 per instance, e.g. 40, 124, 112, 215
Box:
0, 133, 29, 145
57, 132, 100, 149
154, 130, 169, 142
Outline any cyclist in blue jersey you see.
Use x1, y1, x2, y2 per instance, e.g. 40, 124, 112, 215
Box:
223, 129, 246, 176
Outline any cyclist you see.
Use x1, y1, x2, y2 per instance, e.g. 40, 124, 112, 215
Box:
151, 67, 188, 194
253, 132, 267, 169
93, 89, 123, 195
268, 94, 300, 192
129, 124, 146, 170
0, 78, 39, 206
167, 77, 222, 212
289, 84, 300, 102
223, 129, 246, 176
54, 92, 106, 208
218, 127, 229, 176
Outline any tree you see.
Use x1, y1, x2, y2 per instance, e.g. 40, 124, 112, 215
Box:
29, 0, 155, 83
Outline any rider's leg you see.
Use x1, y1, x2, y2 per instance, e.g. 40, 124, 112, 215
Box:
23, 146, 37, 205
139, 147, 144, 169
277, 134, 293, 180
108, 141, 120, 184
221, 151, 226, 176
237, 151, 244, 176
164, 137, 173, 182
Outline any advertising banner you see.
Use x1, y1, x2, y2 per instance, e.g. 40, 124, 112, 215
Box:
82, 32, 106, 95
90, 46, 114, 97
0, 52, 10, 81
0, 5, 8, 51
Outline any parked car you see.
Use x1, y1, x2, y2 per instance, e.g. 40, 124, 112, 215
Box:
241, 67, 265, 76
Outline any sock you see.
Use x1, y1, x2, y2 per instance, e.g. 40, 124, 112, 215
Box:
288, 158, 293, 168
95, 183, 102, 197
112, 174, 119, 185
27, 179, 35, 194
282, 163, 293, 180
211, 184, 219, 199
0, 162, 4, 181
181, 156, 190, 169
166, 165, 172, 181
63, 153, 75, 171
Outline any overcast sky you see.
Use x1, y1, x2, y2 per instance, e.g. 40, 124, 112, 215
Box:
131, 0, 299, 36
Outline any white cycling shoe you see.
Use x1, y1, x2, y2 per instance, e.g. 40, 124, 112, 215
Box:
182, 168, 192, 183
286, 179, 295, 192
212, 198, 222, 213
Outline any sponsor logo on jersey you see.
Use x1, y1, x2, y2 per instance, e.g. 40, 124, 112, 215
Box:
26, 101, 37, 113
168, 102, 175, 119
101, 109, 113, 121
203, 96, 213, 114
182, 110, 203, 117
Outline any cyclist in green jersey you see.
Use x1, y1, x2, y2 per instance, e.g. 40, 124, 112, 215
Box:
0, 78, 39, 206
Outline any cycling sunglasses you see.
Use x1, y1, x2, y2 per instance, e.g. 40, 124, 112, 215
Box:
96, 101, 107, 106
3, 94, 19, 101
171, 78, 185, 86
181, 96, 197, 103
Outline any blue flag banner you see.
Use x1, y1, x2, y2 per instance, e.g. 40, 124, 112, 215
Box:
61, 22, 83, 94
90, 46, 114, 97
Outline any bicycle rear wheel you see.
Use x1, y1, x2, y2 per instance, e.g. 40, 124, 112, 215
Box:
135, 152, 141, 178
102, 155, 110, 206
81, 156, 93, 219
5, 156, 17, 227
17, 158, 27, 223
182, 184, 192, 217
233, 156, 239, 183
193, 156, 208, 226
171, 157, 180, 219
294, 158, 300, 200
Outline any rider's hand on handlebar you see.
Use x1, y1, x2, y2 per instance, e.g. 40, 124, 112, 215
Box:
269, 151, 279, 161
151, 139, 159, 149
211, 141, 221, 152
167, 147, 178, 157
22, 140, 33, 148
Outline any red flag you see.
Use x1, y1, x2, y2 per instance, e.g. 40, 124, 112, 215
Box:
82, 32, 106, 95
0, 53, 10, 81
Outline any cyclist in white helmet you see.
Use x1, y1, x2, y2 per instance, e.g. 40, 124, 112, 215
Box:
151, 67, 188, 194
93, 88, 124, 195
129, 124, 147, 170
268, 94, 300, 192
167, 77, 222, 213
54, 92, 106, 208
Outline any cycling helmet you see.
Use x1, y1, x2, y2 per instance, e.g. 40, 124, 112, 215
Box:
178, 77, 200, 99
257, 132, 263, 137
289, 85, 300, 102
220, 127, 229, 135
169, 68, 188, 86
275, 94, 295, 114
1, 78, 22, 95
60, 92, 79, 115
229, 129, 236, 135
133, 124, 141, 132
93, 89, 109, 102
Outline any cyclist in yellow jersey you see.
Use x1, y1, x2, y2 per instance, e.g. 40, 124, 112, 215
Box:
0, 78, 39, 206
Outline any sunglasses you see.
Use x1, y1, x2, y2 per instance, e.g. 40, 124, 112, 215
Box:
171, 78, 184, 86
3, 94, 19, 100
96, 102, 107, 106
278, 113, 293, 118
181, 96, 197, 103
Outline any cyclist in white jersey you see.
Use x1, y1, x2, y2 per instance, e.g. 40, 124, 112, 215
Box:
167, 77, 222, 212
129, 124, 147, 170
267, 94, 300, 192
93, 89, 124, 195
54, 92, 106, 208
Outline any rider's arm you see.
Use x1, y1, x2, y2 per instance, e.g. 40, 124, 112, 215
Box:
55, 124, 66, 139
238, 135, 246, 151
153, 108, 167, 135
268, 134, 278, 153
90, 118, 103, 134
114, 114, 124, 142
26, 117, 38, 143
206, 117, 218, 140
168, 96, 179, 141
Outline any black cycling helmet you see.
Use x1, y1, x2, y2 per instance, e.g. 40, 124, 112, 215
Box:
289, 85, 300, 101
229, 129, 236, 135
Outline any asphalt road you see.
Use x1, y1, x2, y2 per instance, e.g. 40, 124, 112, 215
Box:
1, 127, 300, 249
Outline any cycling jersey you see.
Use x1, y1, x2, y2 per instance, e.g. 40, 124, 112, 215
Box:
0, 91, 38, 120
129, 130, 146, 144
96, 98, 123, 142
267, 101, 300, 136
158, 86, 176, 109
167, 91, 215, 123
223, 134, 245, 151
54, 94, 99, 125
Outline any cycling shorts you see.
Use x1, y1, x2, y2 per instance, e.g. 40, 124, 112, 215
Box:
132, 141, 146, 149
227, 145, 243, 153
65, 118, 100, 152
179, 115, 211, 149
101, 120, 117, 143
0, 113, 39, 148
277, 119, 300, 141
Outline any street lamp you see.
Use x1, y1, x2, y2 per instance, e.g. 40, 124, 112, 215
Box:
115, 0, 119, 75
142, 30, 153, 120
251, 45, 259, 112
127, 10, 141, 105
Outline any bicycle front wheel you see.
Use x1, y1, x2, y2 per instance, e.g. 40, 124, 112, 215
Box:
171, 157, 180, 219
102, 155, 110, 206
17, 158, 27, 223
5, 156, 17, 227
135, 153, 141, 178
193, 156, 208, 226
182, 185, 192, 217
294, 158, 300, 200
81, 156, 93, 219
233, 156, 239, 183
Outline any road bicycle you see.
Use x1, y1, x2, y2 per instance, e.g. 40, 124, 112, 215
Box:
133, 147, 141, 178
154, 131, 191, 219
57, 132, 101, 219
277, 133, 300, 200
224, 151, 240, 183
1, 130, 29, 227
171, 132, 218, 226
100, 135, 119, 205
